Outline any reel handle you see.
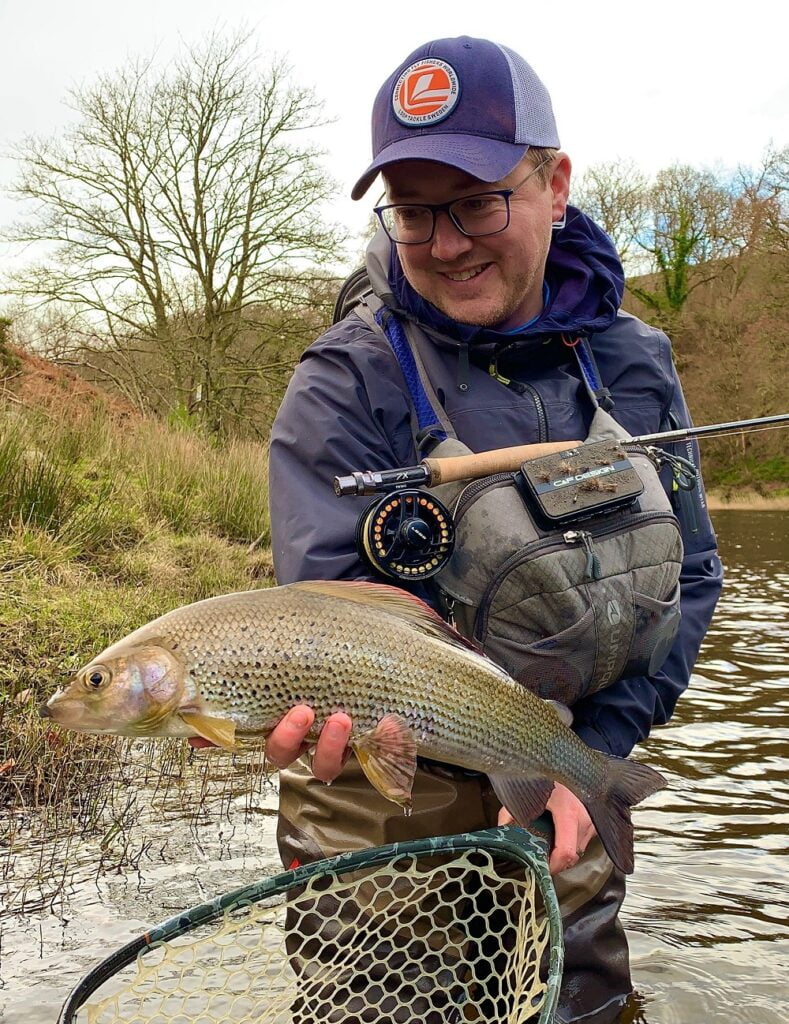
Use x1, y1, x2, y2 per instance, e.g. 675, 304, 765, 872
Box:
425, 440, 582, 484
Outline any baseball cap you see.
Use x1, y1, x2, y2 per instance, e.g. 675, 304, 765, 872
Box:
351, 36, 560, 201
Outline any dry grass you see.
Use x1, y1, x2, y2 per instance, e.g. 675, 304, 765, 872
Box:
707, 490, 789, 511
0, 391, 277, 905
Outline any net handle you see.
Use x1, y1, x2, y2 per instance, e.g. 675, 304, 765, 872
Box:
57, 824, 562, 1024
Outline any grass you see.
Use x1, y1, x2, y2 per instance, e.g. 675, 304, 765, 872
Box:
705, 455, 789, 497
0, 395, 277, 900
1, 403, 271, 554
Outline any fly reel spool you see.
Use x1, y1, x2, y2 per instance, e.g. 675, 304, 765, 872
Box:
356, 489, 455, 581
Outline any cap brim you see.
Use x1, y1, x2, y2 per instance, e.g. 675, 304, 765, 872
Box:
351, 135, 529, 200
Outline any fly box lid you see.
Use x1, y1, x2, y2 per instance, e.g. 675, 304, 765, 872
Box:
518, 439, 644, 525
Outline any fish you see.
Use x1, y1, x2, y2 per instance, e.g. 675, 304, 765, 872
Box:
40, 580, 665, 873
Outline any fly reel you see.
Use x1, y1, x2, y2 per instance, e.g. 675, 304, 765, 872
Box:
356, 489, 455, 581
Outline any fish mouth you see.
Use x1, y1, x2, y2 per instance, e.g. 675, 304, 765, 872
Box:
38, 694, 116, 734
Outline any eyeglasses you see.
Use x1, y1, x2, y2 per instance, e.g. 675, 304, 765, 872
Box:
374, 158, 552, 246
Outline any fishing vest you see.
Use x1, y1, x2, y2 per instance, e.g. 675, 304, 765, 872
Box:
344, 286, 684, 707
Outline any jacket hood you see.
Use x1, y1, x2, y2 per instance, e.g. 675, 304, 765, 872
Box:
365, 205, 625, 352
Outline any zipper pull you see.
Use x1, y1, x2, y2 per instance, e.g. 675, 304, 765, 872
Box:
564, 529, 602, 581
488, 355, 511, 385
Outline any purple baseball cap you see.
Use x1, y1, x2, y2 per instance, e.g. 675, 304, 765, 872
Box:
351, 36, 560, 200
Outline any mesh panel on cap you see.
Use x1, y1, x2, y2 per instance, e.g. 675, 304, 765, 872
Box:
497, 45, 560, 147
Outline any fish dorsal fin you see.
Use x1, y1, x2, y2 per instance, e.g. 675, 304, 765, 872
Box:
289, 580, 483, 656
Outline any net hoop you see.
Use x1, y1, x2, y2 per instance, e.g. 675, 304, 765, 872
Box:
58, 825, 563, 1024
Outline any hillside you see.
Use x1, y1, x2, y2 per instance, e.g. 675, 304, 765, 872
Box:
622, 252, 789, 496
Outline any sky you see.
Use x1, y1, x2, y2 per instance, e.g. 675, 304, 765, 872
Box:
0, 0, 787, 263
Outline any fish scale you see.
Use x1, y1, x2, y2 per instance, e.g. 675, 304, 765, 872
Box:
42, 579, 666, 874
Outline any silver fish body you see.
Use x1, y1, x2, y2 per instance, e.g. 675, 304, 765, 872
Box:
43, 580, 665, 873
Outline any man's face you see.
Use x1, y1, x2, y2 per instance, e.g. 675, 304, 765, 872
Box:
382, 154, 571, 329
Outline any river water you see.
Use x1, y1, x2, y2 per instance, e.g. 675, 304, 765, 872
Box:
0, 509, 787, 1023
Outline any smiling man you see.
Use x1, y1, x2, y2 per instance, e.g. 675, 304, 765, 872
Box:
267, 36, 722, 1024
381, 155, 568, 327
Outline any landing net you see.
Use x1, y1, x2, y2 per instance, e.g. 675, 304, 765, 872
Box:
59, 826, 563, 1024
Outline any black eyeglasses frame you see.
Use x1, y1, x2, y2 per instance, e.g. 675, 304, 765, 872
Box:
373, 158, 552, 246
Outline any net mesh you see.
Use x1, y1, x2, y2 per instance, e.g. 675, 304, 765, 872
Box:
76, 846, 555, 1024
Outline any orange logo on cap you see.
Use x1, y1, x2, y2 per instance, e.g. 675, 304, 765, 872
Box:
392, 59, 459, 126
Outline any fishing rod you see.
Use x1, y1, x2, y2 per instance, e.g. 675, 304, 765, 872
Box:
334, 412, 789, 581
334, 413, 789, 496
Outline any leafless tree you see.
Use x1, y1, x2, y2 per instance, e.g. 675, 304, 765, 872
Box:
735, 144, 789, 257
571, 159, 649, 270
573, 159, 781, 333
3, 31, 345, 433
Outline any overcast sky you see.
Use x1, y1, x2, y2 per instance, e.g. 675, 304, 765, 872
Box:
1, 0, 787, 263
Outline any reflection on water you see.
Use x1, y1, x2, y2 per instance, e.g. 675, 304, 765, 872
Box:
626, 510, 789, 1023
0, 510, 787, 1023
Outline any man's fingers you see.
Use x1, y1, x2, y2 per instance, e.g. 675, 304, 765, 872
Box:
544, 782, 599, 875
264, 707, 353, 780
549, 812, 580, 874
497, 806, 515, 827
311, 713, 353, 782
265, 705, 316, 768
547, 784, 582, 875
549, 841, 581, 875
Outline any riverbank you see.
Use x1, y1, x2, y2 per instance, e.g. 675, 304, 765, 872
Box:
707, 490, 789, 511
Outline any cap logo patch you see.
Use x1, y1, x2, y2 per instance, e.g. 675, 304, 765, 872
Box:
392, 59, 459, 126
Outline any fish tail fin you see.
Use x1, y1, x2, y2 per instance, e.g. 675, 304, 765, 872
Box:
585, 757, 666, 875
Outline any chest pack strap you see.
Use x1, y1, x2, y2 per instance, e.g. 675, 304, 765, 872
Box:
568, 335, 615, 412
355, 296, 615, 441
354, 296, 457, 444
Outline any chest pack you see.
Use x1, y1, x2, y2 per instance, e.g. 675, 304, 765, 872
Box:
343, 289, 684, 706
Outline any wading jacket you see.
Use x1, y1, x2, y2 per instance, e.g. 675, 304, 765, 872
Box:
269, 208, 723, 759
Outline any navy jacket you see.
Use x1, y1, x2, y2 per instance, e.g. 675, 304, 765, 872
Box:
269, 207, 723, 759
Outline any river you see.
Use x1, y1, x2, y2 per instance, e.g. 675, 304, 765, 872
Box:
0, 509, 786, 1023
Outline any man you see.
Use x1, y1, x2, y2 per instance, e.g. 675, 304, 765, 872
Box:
266, 36, 722, 1023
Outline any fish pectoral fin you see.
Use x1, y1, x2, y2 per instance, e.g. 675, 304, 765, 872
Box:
351, 714, 417, 808
488, 774, 553, 828
180, 711, 238, 752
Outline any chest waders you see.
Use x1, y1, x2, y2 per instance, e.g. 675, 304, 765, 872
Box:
354, 297, 684, 710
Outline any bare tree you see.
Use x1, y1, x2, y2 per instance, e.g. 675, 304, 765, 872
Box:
571, 159, 649, 270
573, 160, 779, 333
736, 144, 789, 257
3, 32, 345, 433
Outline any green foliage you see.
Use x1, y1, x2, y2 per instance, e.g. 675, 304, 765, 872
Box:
135, 423, 270, 543
166, 401, 205, 434
706, 456, 789, 494
0, 418, 119, 560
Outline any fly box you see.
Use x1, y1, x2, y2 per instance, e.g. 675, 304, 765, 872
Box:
517, 439, 644, 525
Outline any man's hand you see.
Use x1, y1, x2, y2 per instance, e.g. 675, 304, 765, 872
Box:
187, 705, 353, 782
497, 782, 597, 875
264, 705, 353, 782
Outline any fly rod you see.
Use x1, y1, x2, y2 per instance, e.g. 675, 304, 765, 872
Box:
334, 413, 789, 496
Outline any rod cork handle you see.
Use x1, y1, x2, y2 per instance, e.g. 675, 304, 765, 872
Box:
425, 440, 583, 485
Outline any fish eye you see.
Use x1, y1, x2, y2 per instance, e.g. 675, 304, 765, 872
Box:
83, 667, 111, 690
